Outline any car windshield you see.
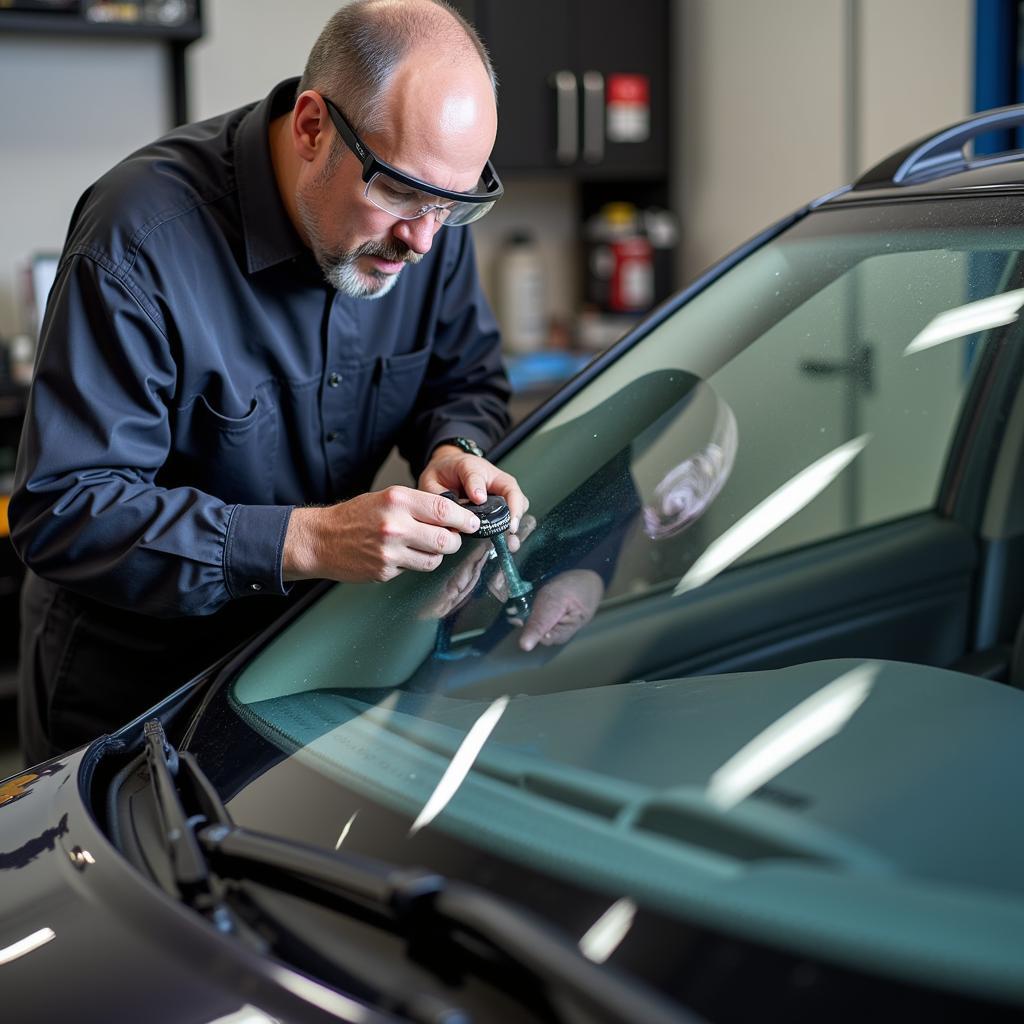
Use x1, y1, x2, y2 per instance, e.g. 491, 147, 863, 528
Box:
192, 195, 1024, 1000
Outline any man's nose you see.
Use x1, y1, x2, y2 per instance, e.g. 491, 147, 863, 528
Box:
392, 212, 440, 255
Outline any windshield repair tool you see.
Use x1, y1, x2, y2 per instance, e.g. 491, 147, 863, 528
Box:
443, 491, 533, 619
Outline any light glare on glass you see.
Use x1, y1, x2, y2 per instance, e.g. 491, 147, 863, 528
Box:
335, 811, 358, 850
0, 927, 56, 966
578, 898, 637, 963
207, 1007, 283, 1024
674, 434, 870, 596
409, 696, 509, 835
904, 288, 1024, 356
706, 663, 878, 810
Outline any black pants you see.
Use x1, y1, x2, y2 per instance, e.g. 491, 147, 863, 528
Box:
17, 572, 289, 767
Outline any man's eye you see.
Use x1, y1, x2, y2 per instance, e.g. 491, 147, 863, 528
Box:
382, 183, 417, 201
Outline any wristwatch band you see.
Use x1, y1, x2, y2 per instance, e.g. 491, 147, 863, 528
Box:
436, 436, 485, 458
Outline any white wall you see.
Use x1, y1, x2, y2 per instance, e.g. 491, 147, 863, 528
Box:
673, 0, 847, 284
0, 37, 166, 336
187, 0, 343, 120
858, 0, 972, 170
674, 0, 973, 284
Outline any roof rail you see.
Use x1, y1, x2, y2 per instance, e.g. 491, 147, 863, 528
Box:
855, 104, 1024, 189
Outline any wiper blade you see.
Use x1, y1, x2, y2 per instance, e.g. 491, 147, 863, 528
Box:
143, 719, 233, 929
197, 823, 703, 1024
143, 719, 701, 1023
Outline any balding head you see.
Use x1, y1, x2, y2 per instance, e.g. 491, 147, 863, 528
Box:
277, 0, 499, 299
299, 0, 497, 137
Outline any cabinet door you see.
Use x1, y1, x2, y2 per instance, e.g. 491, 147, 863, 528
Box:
453, 0, 575, 172
574, 0, 669, 176
452, 0, 669, 175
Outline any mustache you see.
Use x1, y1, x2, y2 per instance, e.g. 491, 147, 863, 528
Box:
351, 239, 424, 265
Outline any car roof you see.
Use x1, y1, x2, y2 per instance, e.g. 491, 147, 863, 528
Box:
819, 103, 1024, 206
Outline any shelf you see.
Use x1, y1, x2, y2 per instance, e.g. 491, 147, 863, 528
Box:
0, 10, 201, 41
505, 350, 594, 394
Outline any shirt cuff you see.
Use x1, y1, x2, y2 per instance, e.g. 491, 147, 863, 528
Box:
223, 504, 294, 599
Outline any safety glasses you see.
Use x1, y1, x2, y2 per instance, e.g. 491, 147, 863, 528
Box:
323, 97, 503, 226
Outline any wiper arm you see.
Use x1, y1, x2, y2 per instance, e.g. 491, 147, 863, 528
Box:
197, 822, 702, 1024
143, 719, 234, 930
143, 719, 700, 1023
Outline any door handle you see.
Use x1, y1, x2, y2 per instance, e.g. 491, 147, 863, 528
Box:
551, 70, 578, 165
582, 70, 605, 163
800, 343, 875, 393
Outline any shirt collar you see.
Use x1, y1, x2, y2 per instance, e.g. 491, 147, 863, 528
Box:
234, 77, 309, 274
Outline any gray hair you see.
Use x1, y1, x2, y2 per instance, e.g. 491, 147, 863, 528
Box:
298, 0, 497, 138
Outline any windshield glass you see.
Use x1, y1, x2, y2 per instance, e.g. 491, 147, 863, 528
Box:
193, 196, 1024, 1001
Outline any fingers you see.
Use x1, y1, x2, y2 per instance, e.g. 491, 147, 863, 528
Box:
421, 450, 529, 532
515, 571, 604, 651
397, 487, 481, 535
481, 468, 529, 532
519, 600, 569, 652
509, 513, 537, 551
464, 469, 488, 505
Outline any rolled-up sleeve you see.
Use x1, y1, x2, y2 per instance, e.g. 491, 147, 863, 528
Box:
9, 254, 292, 617
397, 229, 511, 473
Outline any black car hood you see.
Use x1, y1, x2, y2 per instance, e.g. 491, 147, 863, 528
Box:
0, 745, 383, 1024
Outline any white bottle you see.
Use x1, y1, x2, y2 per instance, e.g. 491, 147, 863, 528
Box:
497, 233, 548, 353
9, 335, 35, 386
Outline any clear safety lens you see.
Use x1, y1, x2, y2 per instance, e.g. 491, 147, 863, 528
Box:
365, 172, 495, 226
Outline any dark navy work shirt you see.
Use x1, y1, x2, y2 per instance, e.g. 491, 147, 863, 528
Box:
10, 78, 510, 621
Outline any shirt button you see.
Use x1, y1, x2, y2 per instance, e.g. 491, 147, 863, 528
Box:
326, 432, 338, 443
328, 372, 343, 387
250, 582, 263, 592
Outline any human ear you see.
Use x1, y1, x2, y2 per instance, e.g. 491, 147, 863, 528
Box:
291, 90, 328, 164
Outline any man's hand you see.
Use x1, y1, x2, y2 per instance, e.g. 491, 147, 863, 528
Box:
422, 513, 538, 620
511, 569, 604, 651
283, 486, 481, 584
418, 446, 528, 533
419, 541, 493, 620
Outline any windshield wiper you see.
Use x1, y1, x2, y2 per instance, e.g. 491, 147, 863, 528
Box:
141, 720, 701, 1024
197, 823, 697, 1024
143, 718, 234, 931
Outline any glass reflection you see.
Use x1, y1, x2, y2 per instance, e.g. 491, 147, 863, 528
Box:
334, 811, 358, 850
0, 926, 55, 966
674, 434, 870, 596
904, 288, 1024, 356
409, 696, 509, 835
706, 663, 878, 810
579, 898, 637, 963
643, 401, 737, 540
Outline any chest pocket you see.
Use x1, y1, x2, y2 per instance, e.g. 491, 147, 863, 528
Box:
171, 380, 278, 504
371, 348, 432, 452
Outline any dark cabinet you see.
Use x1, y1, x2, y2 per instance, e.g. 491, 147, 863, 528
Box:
453, 0, 670, 177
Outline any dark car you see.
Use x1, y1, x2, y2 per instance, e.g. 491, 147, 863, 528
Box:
4, 106, 1024, 1024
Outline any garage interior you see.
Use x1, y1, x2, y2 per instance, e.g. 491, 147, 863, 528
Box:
0, 0, 996, 776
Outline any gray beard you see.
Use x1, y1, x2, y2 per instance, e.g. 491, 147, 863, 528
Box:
297, 193, 421, 299
324, 249, 404, 299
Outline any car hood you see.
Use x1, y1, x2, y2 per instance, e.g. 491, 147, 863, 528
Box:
0, 744, 381, 1024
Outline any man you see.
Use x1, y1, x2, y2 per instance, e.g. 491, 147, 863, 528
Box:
10, 0, 527, 765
